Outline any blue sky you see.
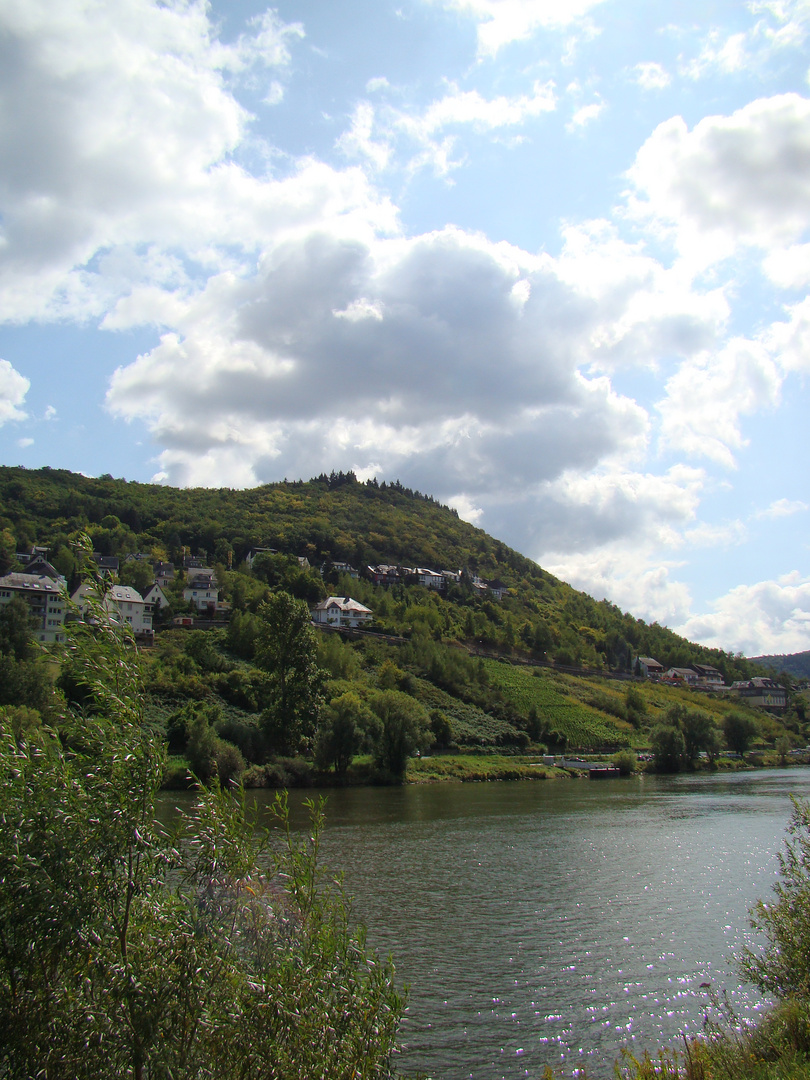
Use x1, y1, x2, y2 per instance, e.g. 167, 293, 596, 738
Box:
1, 0, 810, 656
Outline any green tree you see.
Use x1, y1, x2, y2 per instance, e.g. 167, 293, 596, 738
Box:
315, 691, 378, 776
368, 689, 430, 778
650, 723, 686, 773
0, 592, 404, 1079
678, 707, 715, 766
723, 710, 759, 756
255, 591, 325, 756
739, 797, 810, 1000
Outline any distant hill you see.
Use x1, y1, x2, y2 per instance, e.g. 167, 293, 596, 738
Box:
750, 651, 810, 681
0, 464, 758, 683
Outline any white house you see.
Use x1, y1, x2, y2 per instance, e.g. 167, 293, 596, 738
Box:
0, 572, 67, 644
183, 580, 219, 613
409, 567, 445, 590
311, 596, 373, 629
663, 667, 698, 685
71, 583, 153, 638
143, 583, 170, 610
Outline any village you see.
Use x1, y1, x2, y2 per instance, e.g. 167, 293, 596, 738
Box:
0, 543, 788, 713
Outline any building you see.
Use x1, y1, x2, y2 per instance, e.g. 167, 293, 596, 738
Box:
636, 657, 664, 679
183, 578, 220, 614
153, 561, 175, 587
72, 583, 153, 640
0, 572, 67, 644
311, 596, 373, 629
366, 564, 402, 586
690, 663, 725, 688
663, 667, 699, 685
730, 677, 787, 713
143, 583, 170, 610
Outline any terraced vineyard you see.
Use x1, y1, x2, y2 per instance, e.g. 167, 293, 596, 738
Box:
482, 659, 633, 749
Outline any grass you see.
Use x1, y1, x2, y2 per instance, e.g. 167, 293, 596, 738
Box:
406, 753, 562, 783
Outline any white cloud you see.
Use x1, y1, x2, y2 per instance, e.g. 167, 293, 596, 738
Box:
106, 226, 653, 496
656, 338, 782, 467
765, 295, 810, 373
681, 1, 810, 80
633, 62, 671, 90
427, 0, 606, 56
676, 572, 810, 655
762, 241, 810, 287
0, 358, 29, 425
339, 81, 557, 177
626, 94, 810, 266
0, 0, 314, 322
16, 437, 34, 448
755, 497, 809, 519
566, 99, 605, 131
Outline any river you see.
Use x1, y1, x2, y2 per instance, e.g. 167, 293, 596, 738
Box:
163, 768, 810, 1079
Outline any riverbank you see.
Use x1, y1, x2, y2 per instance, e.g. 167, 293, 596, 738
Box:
162, 749, 802, 789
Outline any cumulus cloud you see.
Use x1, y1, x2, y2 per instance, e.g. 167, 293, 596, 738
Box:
0, 0, 309, 322
676, 572, 810, 655
0, 359, 29, 425
626, 94, 810, 265
107, 226, 656, 496
633, 62, 671, 90
427, 0, 606, 56
656, 338, 782, 466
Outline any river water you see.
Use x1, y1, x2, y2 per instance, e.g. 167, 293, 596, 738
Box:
164, 769, 810, 1079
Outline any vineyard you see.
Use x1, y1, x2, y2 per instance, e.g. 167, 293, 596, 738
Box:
481, 659, 633, 749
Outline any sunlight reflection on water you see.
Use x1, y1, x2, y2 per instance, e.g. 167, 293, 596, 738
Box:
163, 769, 810, 1079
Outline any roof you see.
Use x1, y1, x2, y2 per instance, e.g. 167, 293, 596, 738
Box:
313, 596, 372, 614
72, 583, 145, 604
0, 572, 63, 594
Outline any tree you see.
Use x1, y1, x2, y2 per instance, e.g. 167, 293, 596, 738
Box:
255, 591, 325, 756
679, 707, 715, 766
723, 711, 759, 756
739, 797, 810, 999
650, 723, 686, 773
368, 689, 430, 778
315, 691, 378, 777
0, 591, 404, 1079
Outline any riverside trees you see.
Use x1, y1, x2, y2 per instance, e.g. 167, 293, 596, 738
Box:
0, 590, 405, 1079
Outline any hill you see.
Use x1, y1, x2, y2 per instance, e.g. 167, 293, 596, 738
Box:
750, 651, 810, 681
6, 464, 801, 782
0, 464, 757, 682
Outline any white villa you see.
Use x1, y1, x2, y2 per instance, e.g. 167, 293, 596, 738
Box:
311, 596, 373, 629
71, 582, 153, 639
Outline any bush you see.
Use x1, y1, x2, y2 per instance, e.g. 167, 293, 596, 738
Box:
0, 600, 405, 1079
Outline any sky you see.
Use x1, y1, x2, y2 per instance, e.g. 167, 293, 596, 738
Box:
1, 0, 809, 657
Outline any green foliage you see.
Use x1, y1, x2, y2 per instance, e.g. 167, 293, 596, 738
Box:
612, 749, 637, 775
651, 723, 687, 772
255, 592, 325, 756
724, 711, 760, 755
368, 689, 431, 778
315, 691, 378, 776
740, 797, 810, 1000
0, 604, 405, 1079
482, 661, 631, 748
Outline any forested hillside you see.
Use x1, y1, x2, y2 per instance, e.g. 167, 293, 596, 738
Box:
2, 465, 808, 787
0, 465, 757, 680
751, 651, 810, 680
